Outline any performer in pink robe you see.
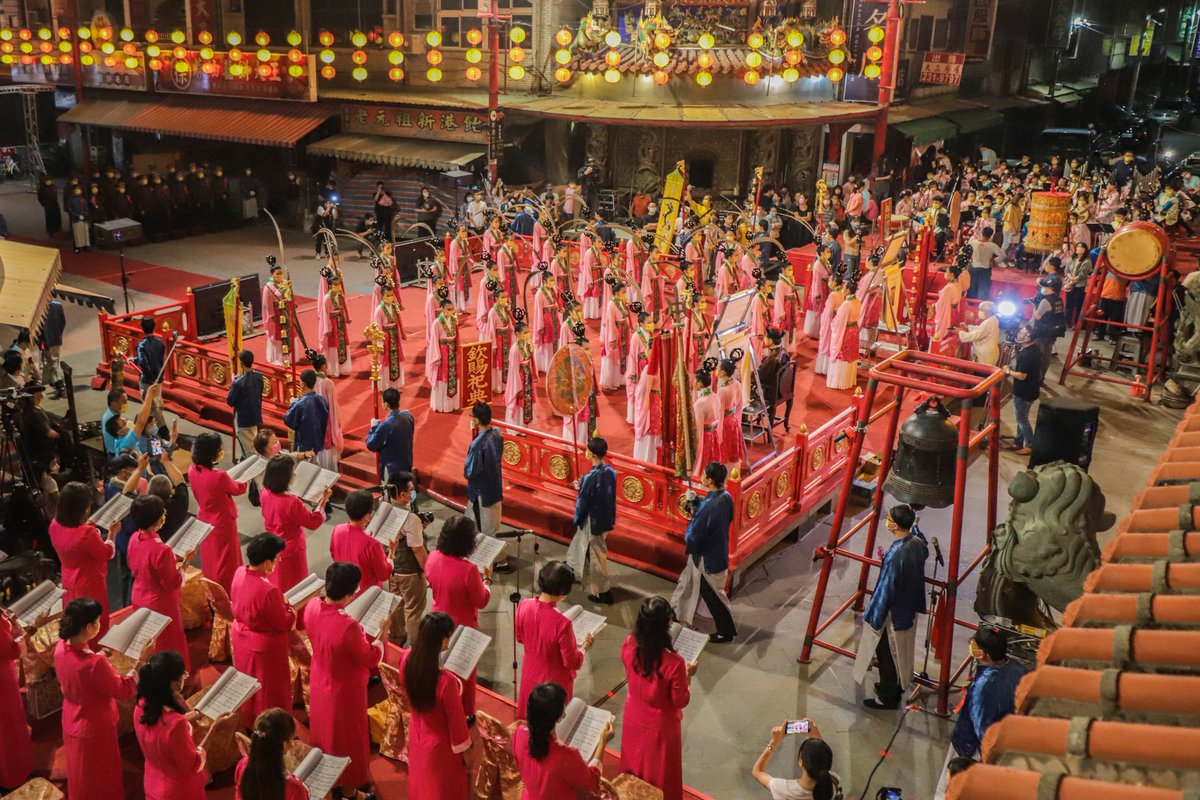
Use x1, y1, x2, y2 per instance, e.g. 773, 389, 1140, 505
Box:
773, 263, 804, 348
260, 258, 288, 366
931, 266, 962, 345
626, 312, 653, 425
476, 261, 501, 334
619, 626, 690, 800
814, 281, 845, 376
496, 231, 520, 302
488, 290, 516, 393
633, 344, 663, 462
578, 236, 603, 320
599, 282, 631, 390
304, 565, 385, 795
857, 254, 887, 353
330, 499, 393, 591
398, 614, 472, 800
311, 356, 345, 472
369, 251, 400, 311
549, 241, 571, 284
230, 538, 296, 722
372, 281, 406, 390
448, 225, 473, 312
425, 515, 492, 714
533, 215, 549, 257
514, 561, 589, 720
687, 295, 711, 374
748, 279, 771, 359
55, 601, 137, 800
713, 232, 739, 284
134, 689, 206, 800
558, 301, 583, 350
738, 245, 759, 288
0, 611, 32, 789
533, 272, 561, 373
317, 263, 353, 377
714, 250, 745, 317
49, 490, 117, 645
481, 215, 504, 258
803, 253, 831, 338
427, 298, 460, 413
260, 472, 328, 594
505, 321, 537, 426
683, 234, 705, 290
424, 275, 445, 344
692, 368, 723, 480
188, 436, 247, 594
717, 358, 746, 471
641, 254, 667, 319
127, 500, 189, 669
826, 287, 862, 390
626, 230, 648, 303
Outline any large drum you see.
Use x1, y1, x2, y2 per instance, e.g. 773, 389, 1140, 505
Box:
1024, 191, 1071, 254
1104, 220, 1170, 280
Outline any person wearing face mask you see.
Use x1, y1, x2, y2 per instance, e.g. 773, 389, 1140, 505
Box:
210, 166, 231, 226
37, 174, 62, 237
133, 650, 209, 800
127, 494, 191, 668
752, 719, 841, 800
88, 182, 108, 224
189, 431, 249, 593
1111, 151, 1139, 190
1003, 325, 1042, 456
170, 173, 191, 233
230, 533, 296, 721
241, 166, 262, 222
66, 184, 91, 252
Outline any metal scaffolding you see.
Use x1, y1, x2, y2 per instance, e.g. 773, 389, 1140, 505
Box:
0, 84, 54, 190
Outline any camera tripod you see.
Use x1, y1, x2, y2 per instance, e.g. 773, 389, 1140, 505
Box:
0, 391, 50, 554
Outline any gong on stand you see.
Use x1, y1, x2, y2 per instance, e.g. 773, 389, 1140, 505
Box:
546, 343, 595, 479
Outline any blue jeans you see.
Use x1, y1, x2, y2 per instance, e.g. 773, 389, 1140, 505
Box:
1013, 396, 1035, 448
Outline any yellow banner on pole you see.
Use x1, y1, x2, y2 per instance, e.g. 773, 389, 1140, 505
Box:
653, 161, 686, 254
222, 278, 243, 373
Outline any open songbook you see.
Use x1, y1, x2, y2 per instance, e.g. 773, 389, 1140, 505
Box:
292, 460, 339, 504
291, 748, 351, 800
439, 625, 492, 680
164, 517, 213, 558
555, 697, 613, 759
284, 573, 324, 607
670, 622, 707, 666
343, 585, 401, 639
365, 501, 412, 546
226, 454, 269, 484
89, 493, 133, 529
100, 607, 171, 658
468, 534, 505, 570
5, 581, 63, 628
193, 668, 261, 720
562, 604, 607, 648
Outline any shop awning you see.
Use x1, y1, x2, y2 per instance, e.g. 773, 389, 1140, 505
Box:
942, 108, 1005, 135
892, 117, 958, 146
60, 96, 335, 147
306, 134, 485, 171
0, 239, 62, 334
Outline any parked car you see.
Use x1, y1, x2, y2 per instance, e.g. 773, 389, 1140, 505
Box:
1035, 128, 1100, 166
1144, 95, 1195, 129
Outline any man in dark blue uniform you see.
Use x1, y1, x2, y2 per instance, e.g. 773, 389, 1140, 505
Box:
568, 437, 617, 604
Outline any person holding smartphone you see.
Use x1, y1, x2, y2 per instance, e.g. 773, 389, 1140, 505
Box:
751, 718, 841, 800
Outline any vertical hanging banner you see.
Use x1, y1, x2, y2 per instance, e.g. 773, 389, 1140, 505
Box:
653, 162, 685, 254
459, 340, 493, 409
964, 0, 998, 59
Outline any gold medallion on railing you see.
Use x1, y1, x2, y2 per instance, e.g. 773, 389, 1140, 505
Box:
810, 444, 826, 471
834, 435, 849, 454
210, 363, 227, 386
621, 476, 645, 504
747, 491, 765, 519
502, 440, 521, 467
774, 471, 790, 498
261, 377, 272, 398
676, 492, 692, 518
547, 455, 570, 481
114, 336, 129, 354
180, 354, 197, 377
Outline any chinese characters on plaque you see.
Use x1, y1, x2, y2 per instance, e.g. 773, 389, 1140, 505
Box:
459, 340, 492, 410
341, 105, 488, 145
919, 52, 965, 86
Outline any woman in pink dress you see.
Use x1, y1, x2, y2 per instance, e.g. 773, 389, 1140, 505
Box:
515, 561, 592, 719
133, 650, 207, 800
54, 598, 138, 800
259, 455, 331, 593
716, 358, 745, 472
230, 533, 296, 720
803, 254, 831, 339
400, 612, 472, 800
188, 431, 248, 594
0, 608, 32, 790
814, 279, 845, 376
303, 562, 385, 797
424, 513, 492, 714
515, 682, 611, 800
49, 481, 117, 645
692, 368, 723, 481
127, 494, 190, 669
235, 709, 311, 800
330, 490, 393, 592
620, 597, 693, 800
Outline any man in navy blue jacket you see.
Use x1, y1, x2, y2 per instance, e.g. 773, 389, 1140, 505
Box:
134, 316, 167, 429
465, 402, 504, 536
568, 437, 617, 604
367, 387, 415, 481
284, 369, 330, 455
225, 349, 263, 460
680, 461, 737, 643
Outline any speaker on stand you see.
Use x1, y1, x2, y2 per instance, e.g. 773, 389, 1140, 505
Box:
1029, 397, 1099, 471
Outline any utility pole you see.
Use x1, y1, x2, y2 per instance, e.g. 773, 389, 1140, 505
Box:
488, 19, 500, 186
871, 0, 903, 163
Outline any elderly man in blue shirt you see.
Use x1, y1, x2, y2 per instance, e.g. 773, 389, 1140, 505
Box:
567, 437, 617, 604
854, 503, 928, 710
284, 369, 330, 455
671, 461, 737, 643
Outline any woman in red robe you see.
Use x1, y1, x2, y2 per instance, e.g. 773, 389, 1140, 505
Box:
515, 561, 592, 719
231, 533, 296, 721
235, 709, 311, 800
424, 514, 492, 714
515, 682, 611, 800
400, 612, 472, 800
49, 481, 117, 645
54, 598, 138, 800
133, 650, 207, 800
188, 431, 247, 594
716, 358, 746, 472
127, 494, 190, 669
303, 562, 385, 796
620, 596, 692, 800
0, 608, 32, 790
259, 455, 330, 593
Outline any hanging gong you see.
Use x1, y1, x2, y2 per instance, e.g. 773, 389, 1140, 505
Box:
546, 344, 595, 416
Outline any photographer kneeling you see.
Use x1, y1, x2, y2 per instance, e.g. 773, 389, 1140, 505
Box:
751, 718, 841, 800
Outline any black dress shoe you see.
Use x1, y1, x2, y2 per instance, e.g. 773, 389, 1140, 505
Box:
466, 713, 477, 727
491, 559, 515, 574
708, 632, 735, 644
863, 698, 900, 710
587, 591, 615, 605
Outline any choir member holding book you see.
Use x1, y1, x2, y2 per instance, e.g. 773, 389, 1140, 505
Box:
49, 481, 118, 645
235, 709, 312, 800
188, 431, 248, 593
330, 489, 393, 592
134, 650, 208, 800
127, 494, 190, 669
515, 682, 612, 800
260, 455, 332, 593
515, 561, 593, 719
231, 533, 297, 721
0, 605, 32, 790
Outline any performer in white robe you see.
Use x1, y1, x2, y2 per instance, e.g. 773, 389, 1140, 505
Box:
426, 296, 460, 413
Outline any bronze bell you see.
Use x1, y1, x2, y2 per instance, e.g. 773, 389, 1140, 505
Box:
883, 397, 958, 508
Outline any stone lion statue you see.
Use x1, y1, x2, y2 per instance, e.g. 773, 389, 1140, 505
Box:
1175, 271, 1200, 368
975, 462, 1113, 628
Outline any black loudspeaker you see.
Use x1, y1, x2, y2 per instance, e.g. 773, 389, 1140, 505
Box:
1029, 397, 1100, 471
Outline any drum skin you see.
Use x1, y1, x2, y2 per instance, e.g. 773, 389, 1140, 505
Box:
1105, 220, 1170, 281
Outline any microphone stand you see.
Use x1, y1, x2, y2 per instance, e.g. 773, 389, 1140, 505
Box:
505, 527, 539, 703
918, 547, 944, 683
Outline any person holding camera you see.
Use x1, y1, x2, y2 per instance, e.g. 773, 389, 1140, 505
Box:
386, 471, 430, 646
751, 718, 841, 800
1004, 326, 1042, 457
1029, 275, 1066, 384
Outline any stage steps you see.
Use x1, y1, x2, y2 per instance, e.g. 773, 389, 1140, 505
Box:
333, 170, 462, 233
